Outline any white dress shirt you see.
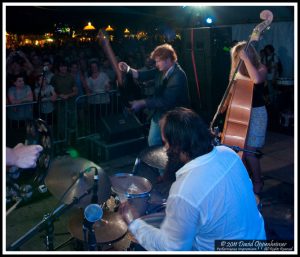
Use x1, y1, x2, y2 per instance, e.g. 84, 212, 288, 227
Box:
129, 146, 266, 251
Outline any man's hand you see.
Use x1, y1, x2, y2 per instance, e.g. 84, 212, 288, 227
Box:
59, 94, 69, 100
129, 99, 146, 112
118, 201, 141, 226
118, 62, 130, 73
7, 144, 43, 169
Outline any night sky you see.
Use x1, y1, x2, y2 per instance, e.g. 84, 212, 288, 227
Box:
5, 5, 183, 34
5, 5, 294, 34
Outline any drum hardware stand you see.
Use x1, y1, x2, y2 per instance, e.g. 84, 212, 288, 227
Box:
7, 186, 94, 251
43, 213, 54, 250
132, 157, 141, 175
212, 127, 264, 158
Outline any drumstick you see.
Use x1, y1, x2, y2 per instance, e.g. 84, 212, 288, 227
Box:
6, 198, 22, 216
97, 30, 123, 87
101, 218, 109, 224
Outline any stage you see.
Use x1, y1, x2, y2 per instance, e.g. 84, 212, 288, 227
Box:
5, 130, 295, 251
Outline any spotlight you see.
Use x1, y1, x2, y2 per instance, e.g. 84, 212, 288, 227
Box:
206, 17, 213, 24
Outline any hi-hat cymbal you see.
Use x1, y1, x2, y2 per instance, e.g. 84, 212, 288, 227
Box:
68, 209, 128, 244
139, 146, 168, 170
45, 156, 111, 208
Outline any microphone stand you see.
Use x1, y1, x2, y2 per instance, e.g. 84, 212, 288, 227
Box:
91, 167, 99, 204
221, 144, 263, 158
212, 127, 263, 158
7, 186, 94, 251
7, 166, 95, 251
37, 67, 47, 119
83, 219, 98, 251
83, 167, 99, 251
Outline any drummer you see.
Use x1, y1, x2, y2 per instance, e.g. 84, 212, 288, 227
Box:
119, 107, 266, 251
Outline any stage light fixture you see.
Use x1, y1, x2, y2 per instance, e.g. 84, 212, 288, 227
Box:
206, 17, 213, 24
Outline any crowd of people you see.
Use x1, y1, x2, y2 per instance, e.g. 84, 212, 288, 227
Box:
6, 40, 281, 124
5, 38, 177, 100
5, 39, 163, 144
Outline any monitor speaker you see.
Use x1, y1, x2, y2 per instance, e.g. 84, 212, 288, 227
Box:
100, 113, 144, 143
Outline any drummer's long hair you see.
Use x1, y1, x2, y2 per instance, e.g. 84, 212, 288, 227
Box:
160, 107, 213, 161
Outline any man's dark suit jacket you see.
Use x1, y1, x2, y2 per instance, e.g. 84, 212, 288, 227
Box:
138, 62, 191, 122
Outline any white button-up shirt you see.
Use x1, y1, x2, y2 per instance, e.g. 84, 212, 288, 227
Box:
129, 146, 266, 251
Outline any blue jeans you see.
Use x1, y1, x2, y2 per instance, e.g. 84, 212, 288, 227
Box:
148, 118, 163, 147
148, 119, 165, 176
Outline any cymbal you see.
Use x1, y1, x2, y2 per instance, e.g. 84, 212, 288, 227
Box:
110, 173, 152, 196
45, 156, 111, 208
68, 209, 128, 244
139, 146, 168, 170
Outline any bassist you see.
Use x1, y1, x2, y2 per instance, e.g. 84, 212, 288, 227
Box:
229, 41, 268, 199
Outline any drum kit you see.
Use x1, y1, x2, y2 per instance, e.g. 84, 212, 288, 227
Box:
7, 145, 168, 251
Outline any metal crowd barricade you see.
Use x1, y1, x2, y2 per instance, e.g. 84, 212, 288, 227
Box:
6, 101, 35, 129
74, 90, 148, 162
74, 90, 120, 142
6, 99, 68, 153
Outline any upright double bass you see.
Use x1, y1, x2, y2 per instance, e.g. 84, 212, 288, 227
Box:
210, 10, 273, 158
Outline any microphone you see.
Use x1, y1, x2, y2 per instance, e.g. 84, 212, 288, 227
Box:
91, 167, 99, 204
78, 166, 94, 177
84, 204, 103, 223
83, 203, 102, 251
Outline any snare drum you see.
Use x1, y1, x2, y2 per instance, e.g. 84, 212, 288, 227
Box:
110, 173, 152, 216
